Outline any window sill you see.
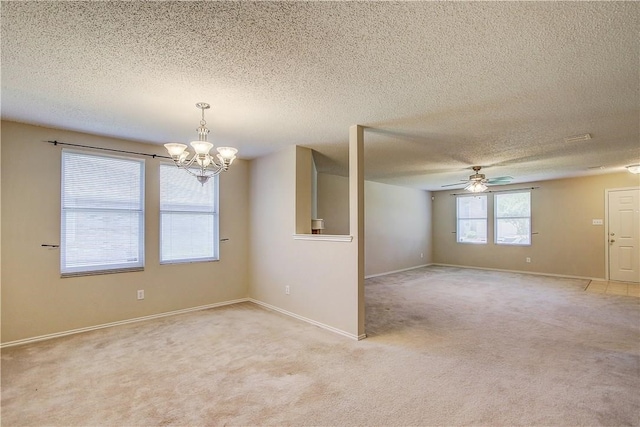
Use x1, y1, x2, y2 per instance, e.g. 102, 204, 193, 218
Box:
61, 267, 144, 278
293, 234, 353, 242
160, 258, 219, 265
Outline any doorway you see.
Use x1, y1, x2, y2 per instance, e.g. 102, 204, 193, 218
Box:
607, 188, 640, 283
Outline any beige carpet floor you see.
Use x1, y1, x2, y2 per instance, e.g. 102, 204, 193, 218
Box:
1, 266, 639, 426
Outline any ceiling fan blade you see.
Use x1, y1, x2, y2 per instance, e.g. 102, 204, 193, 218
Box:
487, 176, 513, 184
442, 172, 513, 189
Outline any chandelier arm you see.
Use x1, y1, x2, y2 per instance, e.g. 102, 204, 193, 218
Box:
173, 164, 223, 178
170, 157, 229, 178
179, 156, 199, 168
200, 163, 226, 178
171, 154, 228, 170
170, 160, 200, 178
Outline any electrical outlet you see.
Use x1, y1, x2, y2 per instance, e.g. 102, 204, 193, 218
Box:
285, 286, 290, 295
526, 257, 531, 263
137, 290, 144, 300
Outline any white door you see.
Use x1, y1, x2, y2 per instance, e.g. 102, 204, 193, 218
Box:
608, 189, 640, 283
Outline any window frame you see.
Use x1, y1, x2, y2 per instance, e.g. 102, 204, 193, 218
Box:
494, 190, 532, 246
159, 163, 219, 264
456, 194, 488, 244
60, 150, 145, 277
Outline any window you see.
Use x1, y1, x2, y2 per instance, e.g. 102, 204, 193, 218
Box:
495, 191, 531, 245
61, 151, 144, 276
457, 195, 487, 244
160, 164, 218, 263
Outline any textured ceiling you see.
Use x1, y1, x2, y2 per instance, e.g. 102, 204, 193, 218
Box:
1, 1, 639, 190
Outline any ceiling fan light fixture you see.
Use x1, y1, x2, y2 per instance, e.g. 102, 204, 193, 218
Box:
464, 180, 488, 193
626, 164, 640, 174
442, 166, 510, 191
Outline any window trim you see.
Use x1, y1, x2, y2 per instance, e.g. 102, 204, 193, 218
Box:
494, 190, 532, 246
456, 194, 488, 245
60, 149, 145, 277
159, 163, 220, 265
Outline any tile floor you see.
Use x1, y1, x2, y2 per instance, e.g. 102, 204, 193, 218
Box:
585, 280, 640, 297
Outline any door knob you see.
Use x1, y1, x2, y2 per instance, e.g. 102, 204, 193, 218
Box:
610, 232, 615, 236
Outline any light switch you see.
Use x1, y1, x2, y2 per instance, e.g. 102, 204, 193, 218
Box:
592, 219, 603, 225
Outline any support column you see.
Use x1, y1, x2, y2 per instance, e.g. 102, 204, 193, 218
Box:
295, 146, 312, 234
349, 125, 366, 338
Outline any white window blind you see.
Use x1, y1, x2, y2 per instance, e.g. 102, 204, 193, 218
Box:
160, 164, 218, 263
457, 195, 488, 244
61, 150, 145, 276
495, 191, 531, 245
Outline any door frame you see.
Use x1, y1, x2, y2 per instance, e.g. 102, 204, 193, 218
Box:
604, 186, 640, 281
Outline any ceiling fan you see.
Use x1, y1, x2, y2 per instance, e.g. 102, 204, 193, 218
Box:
441, 166, 513, 193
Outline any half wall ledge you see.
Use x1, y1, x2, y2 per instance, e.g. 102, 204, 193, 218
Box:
292, 234, 354, 242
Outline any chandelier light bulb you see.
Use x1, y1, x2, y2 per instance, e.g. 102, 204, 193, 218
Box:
190, 141, 213, 155
196, 155, 212, 168
217, 147, 238, 160
164, 143, 187, 157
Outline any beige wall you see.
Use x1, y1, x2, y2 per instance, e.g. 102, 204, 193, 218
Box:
317, 172, 350, 235
1, 121, 250, 343
249, 145, 363, 338
0, 126, 2, 329
295, 147, 313, 234
432, 173, 640, 279
6, 119, 634, 344
365, 180, 432, 277
316, 173, 433, 277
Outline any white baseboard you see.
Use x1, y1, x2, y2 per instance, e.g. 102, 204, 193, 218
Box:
248, 298, 366, 341
0, 298, 250, 349
1, 297, 367, 348
1, 262, 597, 349
365, 263, 432, 279
431, 263, 602, 282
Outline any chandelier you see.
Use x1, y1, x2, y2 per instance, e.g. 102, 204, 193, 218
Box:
164, 102, 238, 184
